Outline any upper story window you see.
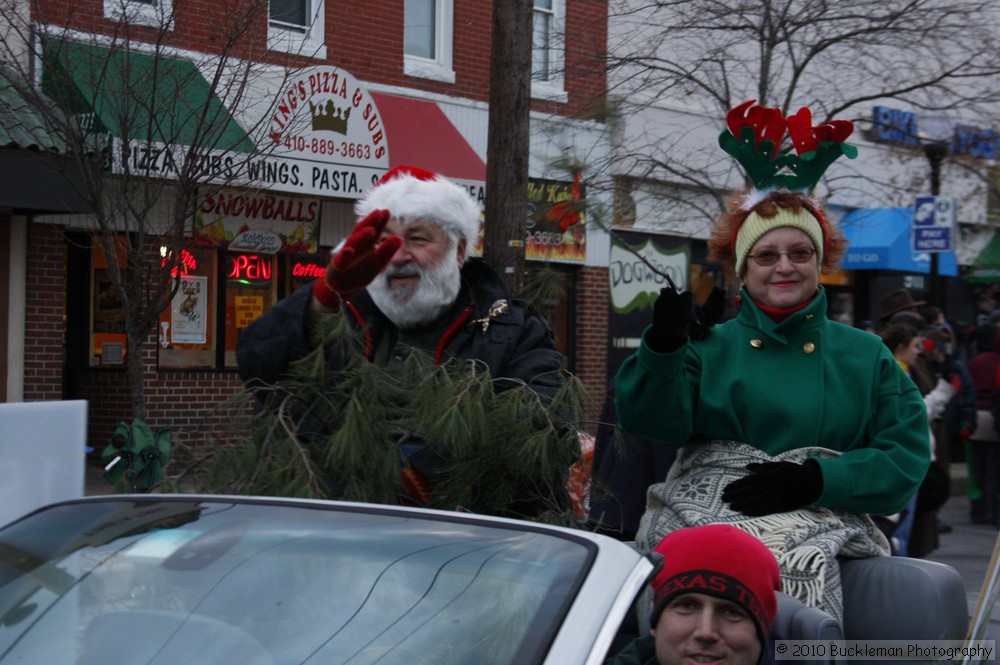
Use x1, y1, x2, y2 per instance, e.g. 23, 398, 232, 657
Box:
404, 0, 455, 84
270, 0, 307, 30
103, 0, 174, 29
532, 0, 566, 102
268, 0, 326, 59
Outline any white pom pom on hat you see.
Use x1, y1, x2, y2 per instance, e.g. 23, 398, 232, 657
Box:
355, 165, 481, 249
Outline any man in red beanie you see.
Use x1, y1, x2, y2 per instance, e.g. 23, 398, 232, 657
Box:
608, 524, 782, 665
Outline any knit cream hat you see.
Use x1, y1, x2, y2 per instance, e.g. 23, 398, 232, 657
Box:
733, 206, 824, 276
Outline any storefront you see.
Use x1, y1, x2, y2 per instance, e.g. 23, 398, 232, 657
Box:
75, 191, 327, 371
605, 229, 720, 375
27, 41, 596, 446
1, 62, 93, 402
836, 207, 961, 324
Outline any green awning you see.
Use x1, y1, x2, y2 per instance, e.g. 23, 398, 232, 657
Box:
41, 38, 253, 152
0, 64, 92, 212
0, 64, 70, 152
967, 232, 1000, 284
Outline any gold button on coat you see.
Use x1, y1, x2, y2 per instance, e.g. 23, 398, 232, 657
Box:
803, 342, 816, 353
750, 339, 763, 348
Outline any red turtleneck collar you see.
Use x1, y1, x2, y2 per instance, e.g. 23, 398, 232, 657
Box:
755, 293, 816, 323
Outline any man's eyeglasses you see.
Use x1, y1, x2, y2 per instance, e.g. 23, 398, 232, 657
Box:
748, 247, 817, 267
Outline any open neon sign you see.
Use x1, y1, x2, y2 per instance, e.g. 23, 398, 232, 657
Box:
228, 254, 272, 283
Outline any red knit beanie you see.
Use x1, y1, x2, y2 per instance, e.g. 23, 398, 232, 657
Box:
649, 525, 781, 641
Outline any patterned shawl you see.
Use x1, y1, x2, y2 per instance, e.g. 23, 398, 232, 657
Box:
635, 440, 890, 625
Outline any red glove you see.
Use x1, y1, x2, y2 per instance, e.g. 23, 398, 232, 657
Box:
960, 428, 973, 440
312, 209, 402, 308
947, 374, 962, 390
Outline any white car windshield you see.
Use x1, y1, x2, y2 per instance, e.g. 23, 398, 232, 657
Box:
0, 499, 594, 665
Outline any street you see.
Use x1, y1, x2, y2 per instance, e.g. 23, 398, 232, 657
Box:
928, 463, 1000, 640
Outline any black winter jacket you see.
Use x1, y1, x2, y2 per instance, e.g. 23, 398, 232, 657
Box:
236, 258, 565, 396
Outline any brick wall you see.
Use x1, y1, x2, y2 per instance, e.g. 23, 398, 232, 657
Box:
575, 264, 610, 433
75, 360, 247, 454
22, 224, 248, 451
330, 1, 606, 117
23, 224, 65, 402
34, 1, 607, 119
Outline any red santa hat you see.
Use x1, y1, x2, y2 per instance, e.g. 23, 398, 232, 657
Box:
649, 525, 781, 644
355, 165, 481, 250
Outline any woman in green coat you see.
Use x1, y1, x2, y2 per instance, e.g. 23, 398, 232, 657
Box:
615, 189, 929, 518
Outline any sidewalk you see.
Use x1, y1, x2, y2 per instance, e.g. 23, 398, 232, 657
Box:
927, 463, 1000, 640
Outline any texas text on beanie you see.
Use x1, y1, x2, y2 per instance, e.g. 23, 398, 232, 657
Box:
649, 525, 782, 641
355, 165, 481, 251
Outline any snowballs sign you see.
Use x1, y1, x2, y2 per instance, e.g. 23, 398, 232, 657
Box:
193, 190, 319, 254
258, 66, 390, 198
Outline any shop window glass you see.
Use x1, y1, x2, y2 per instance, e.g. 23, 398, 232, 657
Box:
268, 0, 325, 59
526, 263, 576, 370
403, 0, 455, 83
224, 252, 278, 368
157, 248, 219, 369
531, 0, 566, 102
87, 241, 316, 372
90, 242, 129, 368
270, 0, 307, 30
284, 254, 326, 298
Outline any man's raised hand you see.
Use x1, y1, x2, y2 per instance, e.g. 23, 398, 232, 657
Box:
312, 209, 402, 308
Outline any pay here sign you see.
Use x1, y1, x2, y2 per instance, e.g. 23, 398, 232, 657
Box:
911, 195, 956, 253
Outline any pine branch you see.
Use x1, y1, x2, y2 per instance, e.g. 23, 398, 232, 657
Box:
170, 313, 589, 525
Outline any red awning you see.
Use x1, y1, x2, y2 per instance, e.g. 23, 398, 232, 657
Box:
370, 92, 486, 183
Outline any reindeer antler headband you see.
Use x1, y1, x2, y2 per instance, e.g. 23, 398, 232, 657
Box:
719, 101, 858, 275
718, 100, 858, 196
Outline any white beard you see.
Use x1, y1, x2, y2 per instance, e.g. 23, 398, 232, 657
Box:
368, 251, 462, 329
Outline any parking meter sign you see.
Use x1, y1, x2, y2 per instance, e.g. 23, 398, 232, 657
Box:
913, 196, 937, 226
912, 196, 955, 253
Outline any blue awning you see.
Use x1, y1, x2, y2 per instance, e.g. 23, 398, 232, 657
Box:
837, 208, 957, 276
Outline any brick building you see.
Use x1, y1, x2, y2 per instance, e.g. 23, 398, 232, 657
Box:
1, 1, 614, 452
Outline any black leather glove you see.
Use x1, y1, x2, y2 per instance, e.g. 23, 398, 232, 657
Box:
689, 287, 725, 341
722, 460, 824, 516
647, 288, 693, 353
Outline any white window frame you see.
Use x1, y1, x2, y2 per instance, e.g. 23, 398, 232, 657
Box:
103, 0, 174, 30
531, 0, 566, 103
268, 0, 326, 60
403, 0, 455, 84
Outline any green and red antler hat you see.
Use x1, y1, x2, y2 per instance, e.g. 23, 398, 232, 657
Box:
718, 100, 858, 194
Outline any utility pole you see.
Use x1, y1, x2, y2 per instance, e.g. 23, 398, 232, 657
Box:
484, 0, 532, 295
923, 140, 946, 307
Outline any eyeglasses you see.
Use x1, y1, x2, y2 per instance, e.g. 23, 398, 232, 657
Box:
748, 247, 817, 267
